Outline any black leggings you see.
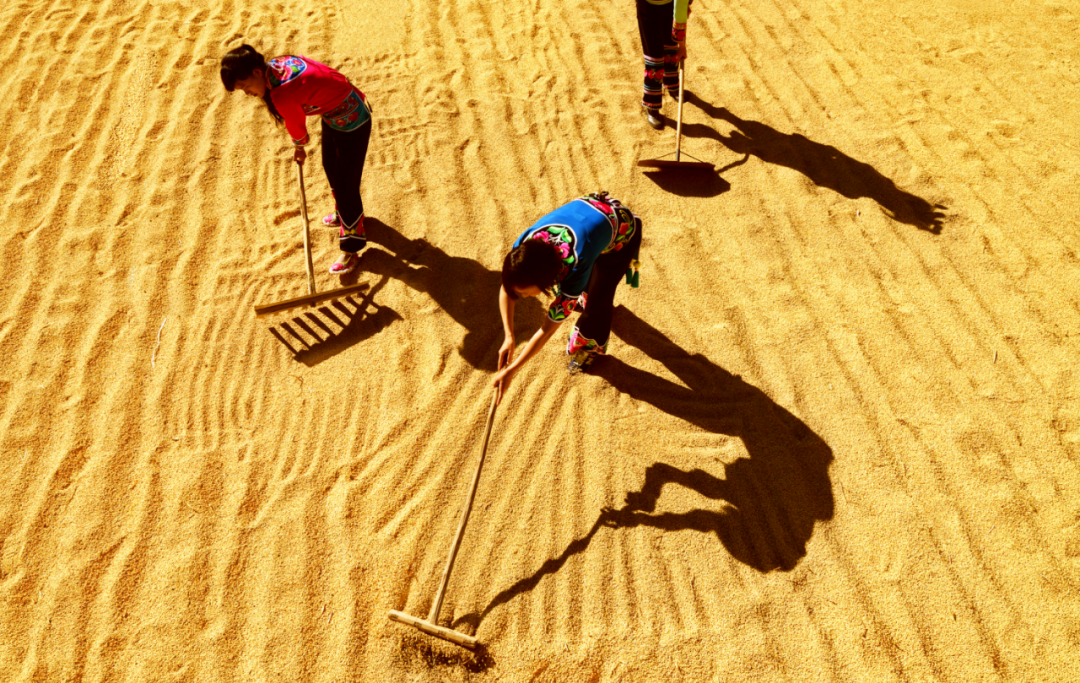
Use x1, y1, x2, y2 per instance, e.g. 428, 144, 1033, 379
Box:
570, 219, 643, 355
635, 0, 680, 109
321, 118, 372, 253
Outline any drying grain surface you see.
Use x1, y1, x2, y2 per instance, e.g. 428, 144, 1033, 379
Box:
1, 0, 1079, 680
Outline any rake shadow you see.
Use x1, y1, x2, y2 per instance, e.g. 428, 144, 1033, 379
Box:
640, 166, 732, 198
678, 91, 947, 233
266, 281, 402, 367
453, 306, 834, 631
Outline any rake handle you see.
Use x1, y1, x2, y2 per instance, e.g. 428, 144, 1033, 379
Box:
675, 61, 684, 163
427, 390, 500, 623
296, 160, 317, 297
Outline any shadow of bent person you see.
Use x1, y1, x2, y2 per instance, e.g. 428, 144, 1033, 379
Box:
596, 306, 834, 571
452, 306, 834, 631
679, 91, 947, 233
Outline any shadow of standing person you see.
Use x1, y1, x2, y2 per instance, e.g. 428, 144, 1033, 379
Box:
452, 306, 834, 631
678, 91, 946, 233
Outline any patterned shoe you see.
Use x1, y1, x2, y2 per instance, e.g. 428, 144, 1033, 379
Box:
322, 211, 341, 227
641, 105, 664, 130
329, 252, 359, 275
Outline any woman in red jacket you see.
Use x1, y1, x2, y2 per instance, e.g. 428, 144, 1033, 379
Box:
221, 44, 372, 274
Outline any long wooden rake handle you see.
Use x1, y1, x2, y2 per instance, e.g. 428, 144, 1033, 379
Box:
427, 390, 500, 623
296, 161, 317, 297
675, 61, 685, 163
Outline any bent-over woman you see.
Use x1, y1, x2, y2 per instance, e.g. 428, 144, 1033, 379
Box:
493, 192, 643, 398
221, 44, 373, 274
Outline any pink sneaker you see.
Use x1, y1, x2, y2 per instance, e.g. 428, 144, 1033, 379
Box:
323, 211, 341, 227
329, 252, 359, 275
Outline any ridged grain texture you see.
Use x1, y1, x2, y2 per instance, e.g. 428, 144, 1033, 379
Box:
1, 0, 1078, 680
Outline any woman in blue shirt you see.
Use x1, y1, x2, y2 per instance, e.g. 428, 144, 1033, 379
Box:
493, 193, 642, 396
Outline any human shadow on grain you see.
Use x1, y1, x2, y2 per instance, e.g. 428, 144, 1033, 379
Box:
395, 633, 495, 674
453, 306, 834, 630
268, 218, 540, 367
359, 217, 543, 370
678, 91, 947, 233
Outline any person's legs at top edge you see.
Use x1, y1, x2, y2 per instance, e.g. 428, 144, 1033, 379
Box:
323, 118, 372, 274
635, 0, 672, 130
568, 213, 642, 373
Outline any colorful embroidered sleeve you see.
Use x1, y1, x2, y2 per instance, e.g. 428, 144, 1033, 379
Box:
266, 56, 315, 146
672, 0, 689, 41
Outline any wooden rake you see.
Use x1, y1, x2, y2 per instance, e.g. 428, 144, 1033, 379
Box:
253, 160, 368, 316
388, 390, 501, 649
637, 62, 715, 171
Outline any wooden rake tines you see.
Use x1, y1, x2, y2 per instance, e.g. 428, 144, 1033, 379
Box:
254, 160, 368, 316
637, 61, 716, 172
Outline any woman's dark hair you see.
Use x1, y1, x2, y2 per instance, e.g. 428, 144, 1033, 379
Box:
220, 44, 283, 125
501, 238, 563, 299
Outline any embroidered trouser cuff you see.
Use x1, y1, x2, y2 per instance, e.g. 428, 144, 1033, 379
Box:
567, 327, 607, 357
642, 55, 665, 109
338, 213, 366, 253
